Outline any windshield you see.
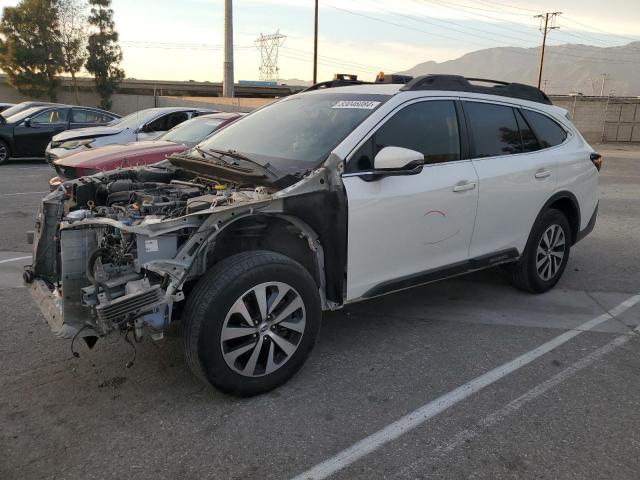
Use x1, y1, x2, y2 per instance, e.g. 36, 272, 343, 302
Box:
1, 103, 44, 119
109, 109, 163, 129
4, 107, 44, 124
161, 117, 225, 144
197, 93, 389, 170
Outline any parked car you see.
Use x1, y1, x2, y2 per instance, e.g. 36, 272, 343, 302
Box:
45, 107, 217, 163
0, 103, 15, 112
0, 104, 119, 164
48, 112, 243, 186
26, 75, 600, 396
0, 101, 54, 119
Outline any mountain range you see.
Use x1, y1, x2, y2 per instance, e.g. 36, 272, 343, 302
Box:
282, 42, 640, 96
399, 42, 640, 96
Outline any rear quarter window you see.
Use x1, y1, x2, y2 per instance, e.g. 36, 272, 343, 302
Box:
521, 109, 567, 148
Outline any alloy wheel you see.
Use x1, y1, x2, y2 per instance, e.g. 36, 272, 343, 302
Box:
220, 281, 306, 377
0, 143, 7, 163
536, 224, 566, 281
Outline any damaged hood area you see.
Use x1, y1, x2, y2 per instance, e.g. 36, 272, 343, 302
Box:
27, 159, 333, 343
52, 126, 126, 142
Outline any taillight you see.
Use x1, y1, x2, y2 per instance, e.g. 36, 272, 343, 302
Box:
590, 152, 603, 171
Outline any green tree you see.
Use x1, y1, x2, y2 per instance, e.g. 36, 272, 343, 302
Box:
85, 0, 123, 110
0, 0, 64, 101
59, 0, 88, 104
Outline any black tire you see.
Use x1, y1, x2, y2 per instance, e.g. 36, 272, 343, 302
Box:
0, 140, 10, 165
182, 250, 321, 396
509, 208, 571, 293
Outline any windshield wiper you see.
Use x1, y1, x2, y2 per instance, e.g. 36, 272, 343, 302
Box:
204, 148, 277, 177
194, 147, 234, 167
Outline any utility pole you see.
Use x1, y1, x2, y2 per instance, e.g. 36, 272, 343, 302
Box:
534, 12, 561, 90
223, 0, 234, 97
313, 0, 319, 84
600, 73, 608, 96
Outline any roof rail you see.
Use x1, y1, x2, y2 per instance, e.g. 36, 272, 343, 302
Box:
301, 73, 371, 92
400, 75, 552, 105
375, 72, 414, 84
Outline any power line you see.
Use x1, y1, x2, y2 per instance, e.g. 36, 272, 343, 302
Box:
324, 3, 513, 49
562, 15, 640, 43
279, 51, 384, 76
414, 0, 541, 38
409, 0, 640, 63
359, 0, 538, 47
281, 48, 393, 75
121, 41, 254, 51
469, 0, 541, 15
283, 46, 401, 72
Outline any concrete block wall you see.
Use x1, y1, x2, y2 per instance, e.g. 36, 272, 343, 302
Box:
550, 96, 640, 144
157, 96, 273, 113
2, 80, 639, 145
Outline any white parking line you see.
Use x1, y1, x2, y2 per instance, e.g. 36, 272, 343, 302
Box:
394, 324, 640, 478
0, 256, 31, 264
290, 294, 640, 480
0, 191, 47, 196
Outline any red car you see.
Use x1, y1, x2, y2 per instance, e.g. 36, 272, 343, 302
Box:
49, 112, 243, 186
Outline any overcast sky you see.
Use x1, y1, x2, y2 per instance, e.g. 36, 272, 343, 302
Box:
0, 0, 638, 82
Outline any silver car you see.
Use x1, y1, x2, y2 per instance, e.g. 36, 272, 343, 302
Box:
45, 107, 216, 164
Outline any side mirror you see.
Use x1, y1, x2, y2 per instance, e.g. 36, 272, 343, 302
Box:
24, 117, 32, 127
373, 146, 424, 175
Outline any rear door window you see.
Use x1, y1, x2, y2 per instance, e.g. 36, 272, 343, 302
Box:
349, 100, 460, 171
72, 109, 113, 124
464, 102, 522, 158
520, 109, 567, 148
148, 112, 189, 132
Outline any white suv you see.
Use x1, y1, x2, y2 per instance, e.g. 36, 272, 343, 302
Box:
27, 75, 600, 396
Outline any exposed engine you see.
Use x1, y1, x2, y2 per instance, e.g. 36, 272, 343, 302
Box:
27, 164, 273, 346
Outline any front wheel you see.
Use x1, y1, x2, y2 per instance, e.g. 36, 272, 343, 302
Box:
182, 250, 321, 396
509, 208, 571, 293
0, 140, 10, 165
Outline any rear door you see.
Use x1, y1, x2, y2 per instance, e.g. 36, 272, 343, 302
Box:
13, 107, 71, 157
139, 111, 189, 141
70, 108, 117, 128
343, 99, 479, 300
463, 100, 559, 258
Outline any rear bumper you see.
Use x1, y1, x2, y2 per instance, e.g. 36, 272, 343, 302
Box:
575, 202, 598, 244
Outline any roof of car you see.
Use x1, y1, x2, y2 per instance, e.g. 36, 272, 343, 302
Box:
299, 82, 565, 117
198, 112, 243, 120
138, 106, 216, 114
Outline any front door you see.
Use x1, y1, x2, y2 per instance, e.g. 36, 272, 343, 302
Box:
14, 107, 70, 157
343, 99, 479, 301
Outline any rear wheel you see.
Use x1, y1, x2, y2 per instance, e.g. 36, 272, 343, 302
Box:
0, 140, 10, 165
182, 250, 321, 396
509, 209, 571, 293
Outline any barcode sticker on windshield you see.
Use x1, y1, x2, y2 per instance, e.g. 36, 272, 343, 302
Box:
332, 100, 380, 110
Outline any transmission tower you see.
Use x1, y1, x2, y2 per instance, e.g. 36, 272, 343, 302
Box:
255, 30, 286, 81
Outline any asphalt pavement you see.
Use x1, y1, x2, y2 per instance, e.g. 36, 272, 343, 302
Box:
0, 147, 639, 480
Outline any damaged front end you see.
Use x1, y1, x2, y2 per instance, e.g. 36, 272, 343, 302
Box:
26, 162, 276, 345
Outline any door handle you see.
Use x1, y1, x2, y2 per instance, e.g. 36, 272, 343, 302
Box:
535, 170, 552, 179
452, 181, 477, 193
